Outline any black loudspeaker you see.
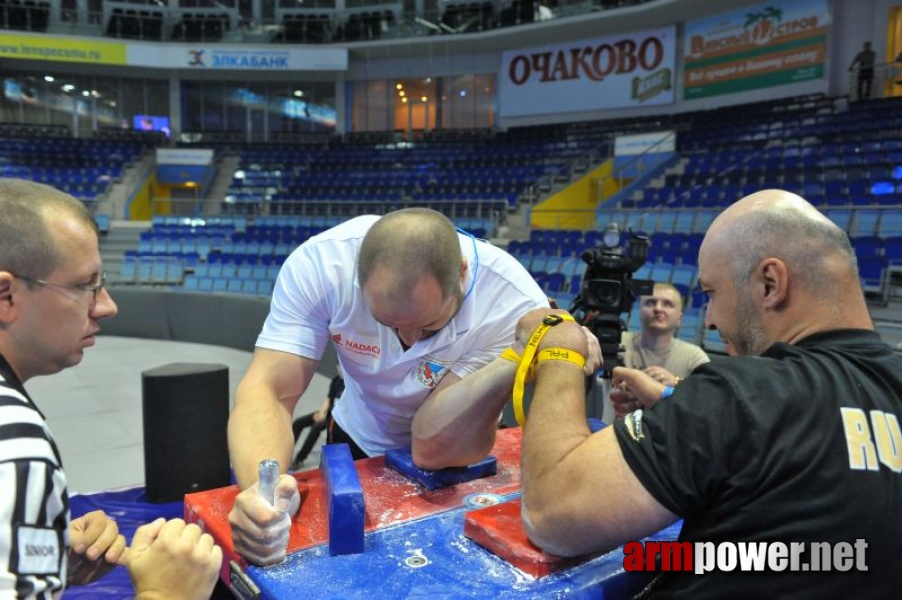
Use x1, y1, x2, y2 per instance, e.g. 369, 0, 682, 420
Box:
142, 363, 231, 503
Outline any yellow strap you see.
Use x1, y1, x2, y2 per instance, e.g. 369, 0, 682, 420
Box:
512, 314, 576, 428
536, 347, 586, 370
499, 347, 521, 362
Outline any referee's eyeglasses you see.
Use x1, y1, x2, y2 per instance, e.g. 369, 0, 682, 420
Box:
15, 271, 107, 305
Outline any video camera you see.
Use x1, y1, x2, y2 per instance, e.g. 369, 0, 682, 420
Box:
570, 221, 654, 378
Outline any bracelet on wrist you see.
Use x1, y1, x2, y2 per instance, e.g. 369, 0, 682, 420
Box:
512, 313, 577, 427
535, 347, 586, 370
660, 386, 675, 400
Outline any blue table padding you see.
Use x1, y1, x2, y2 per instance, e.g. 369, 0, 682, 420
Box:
320, 443, 365, 555
385, 447, 498, 490
247, 494, 681, 599
588, 418, 608, 433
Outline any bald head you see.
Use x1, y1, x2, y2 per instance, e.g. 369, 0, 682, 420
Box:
358, 208, 463, 301
698, 189, 871, 354
702, 189, 858, 295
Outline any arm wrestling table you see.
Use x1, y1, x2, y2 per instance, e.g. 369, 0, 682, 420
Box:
184, 426, 682, 599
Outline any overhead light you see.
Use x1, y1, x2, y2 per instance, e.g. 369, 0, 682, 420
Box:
293, 90, 304, 97
44, 75, 54, 82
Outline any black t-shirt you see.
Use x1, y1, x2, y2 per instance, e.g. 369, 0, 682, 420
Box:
615, 330, 902, 598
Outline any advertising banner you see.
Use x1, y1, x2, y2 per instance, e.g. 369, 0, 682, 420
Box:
614, 131, 676, 156
127, 44, 347, 71
0, 32, 347, 71
683, 0, 829, 100
0, 32, 127, 65
499, 27, 676, 117
156, 148, 214, 166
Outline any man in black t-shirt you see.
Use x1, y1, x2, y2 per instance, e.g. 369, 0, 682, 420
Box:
518, 189, 901, 598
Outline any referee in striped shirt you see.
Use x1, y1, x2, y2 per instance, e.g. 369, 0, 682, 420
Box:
0, 179, 221, 599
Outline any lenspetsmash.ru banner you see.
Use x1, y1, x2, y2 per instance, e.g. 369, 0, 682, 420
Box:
682, 0, 829, 100
0, 32, 127, 64
623, 539, 868, 573
498, 27, 676, 118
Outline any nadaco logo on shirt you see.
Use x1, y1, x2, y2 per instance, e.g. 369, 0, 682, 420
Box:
332, 334, 381, 358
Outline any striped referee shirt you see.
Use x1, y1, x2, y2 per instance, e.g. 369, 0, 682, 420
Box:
0, 353, 69, 598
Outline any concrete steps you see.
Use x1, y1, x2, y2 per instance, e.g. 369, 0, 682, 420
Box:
100, 221, 146, 282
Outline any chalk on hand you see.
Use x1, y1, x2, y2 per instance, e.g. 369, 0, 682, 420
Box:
320, 444, 365, 555
385, 447, 497, 490
258, 459, 279, 506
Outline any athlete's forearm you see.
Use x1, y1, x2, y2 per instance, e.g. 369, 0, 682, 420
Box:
411, 358, 518, 469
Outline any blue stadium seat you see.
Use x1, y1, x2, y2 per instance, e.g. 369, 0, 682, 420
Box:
237, 264, 254, 279
256, 279, 275, 295
858, 255, 888, 301
635, 263, 653, 281
137, 261, 153, 284
546, 272, 566, 294
671, 264, 697, 295
884, 237, 902, 263
878, 210, 902, 238
118, 257, 137, 284
657, 212, 676, 234
166, 260, 184, 284
94, 213, 110, 234
679, 308, 703, 345
851, 210, 880, 237
693, 210, 716, 234
650, 262, 674, 283
852, 236, 882, 260
673, 211, 695, 234
824, 209, 852, 231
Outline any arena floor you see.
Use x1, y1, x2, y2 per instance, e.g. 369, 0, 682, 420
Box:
26, 335, 332, 494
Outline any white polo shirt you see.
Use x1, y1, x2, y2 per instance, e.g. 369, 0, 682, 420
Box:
257, 215, 548, 456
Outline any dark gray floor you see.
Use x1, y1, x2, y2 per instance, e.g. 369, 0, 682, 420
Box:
26, 336, 330, 494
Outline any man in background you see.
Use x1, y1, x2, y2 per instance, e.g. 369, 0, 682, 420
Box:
610, 282, 709, 418
849, 41, 877, 101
